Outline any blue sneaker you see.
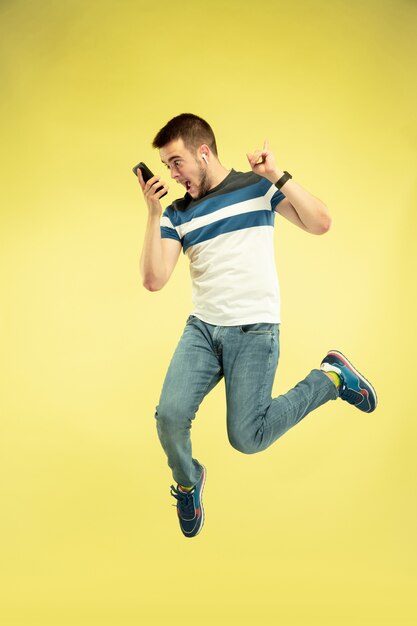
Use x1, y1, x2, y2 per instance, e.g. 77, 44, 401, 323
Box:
170, 466, 206, 538
320, 350, 377, 413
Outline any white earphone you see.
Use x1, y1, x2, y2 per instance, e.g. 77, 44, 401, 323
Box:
202, 153, 208, 164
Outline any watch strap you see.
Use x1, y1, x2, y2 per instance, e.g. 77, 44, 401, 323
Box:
275, 171, 292, 190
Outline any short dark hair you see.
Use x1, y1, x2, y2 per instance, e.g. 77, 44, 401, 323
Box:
152, 113, 218, 156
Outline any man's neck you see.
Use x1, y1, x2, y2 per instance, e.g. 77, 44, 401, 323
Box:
208, 163, 231, 191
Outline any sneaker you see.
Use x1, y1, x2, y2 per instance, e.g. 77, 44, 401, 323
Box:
321, 350, 377, 413
170, 465, 206, 537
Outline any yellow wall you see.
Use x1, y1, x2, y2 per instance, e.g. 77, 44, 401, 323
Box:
1, 1, 416, 624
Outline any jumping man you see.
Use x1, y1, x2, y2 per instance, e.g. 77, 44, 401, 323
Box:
137, 113, 377, 538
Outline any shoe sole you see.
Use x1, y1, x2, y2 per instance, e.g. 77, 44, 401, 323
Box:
327, 350, 378, 412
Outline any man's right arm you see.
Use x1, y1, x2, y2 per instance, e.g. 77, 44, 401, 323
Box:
137, 169, 181, 292
140, 216, 181, 291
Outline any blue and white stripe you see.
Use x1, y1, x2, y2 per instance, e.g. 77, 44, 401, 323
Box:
159, 170, 285, 326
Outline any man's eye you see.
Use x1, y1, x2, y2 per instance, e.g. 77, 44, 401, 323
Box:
174, 160, 182, 167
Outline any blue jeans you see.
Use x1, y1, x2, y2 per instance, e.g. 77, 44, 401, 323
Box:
155, 315, 338, 487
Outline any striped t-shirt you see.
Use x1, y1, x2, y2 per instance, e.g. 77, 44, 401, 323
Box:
160, 169, 285, 326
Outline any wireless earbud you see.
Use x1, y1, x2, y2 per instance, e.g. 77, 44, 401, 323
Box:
202, 154, 208, 164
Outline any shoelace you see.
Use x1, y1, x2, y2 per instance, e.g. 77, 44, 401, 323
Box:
340, 384, 361, 404
170, 484, 195, 518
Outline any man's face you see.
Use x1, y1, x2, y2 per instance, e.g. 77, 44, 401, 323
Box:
159, 138, 211, 200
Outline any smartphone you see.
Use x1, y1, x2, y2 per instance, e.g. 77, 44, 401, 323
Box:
132, 161, 168, 198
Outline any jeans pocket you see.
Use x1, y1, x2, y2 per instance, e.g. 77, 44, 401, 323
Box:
239, 323, 276, 335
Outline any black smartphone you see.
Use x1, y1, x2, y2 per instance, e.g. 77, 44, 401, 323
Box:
132, 161, 168, 198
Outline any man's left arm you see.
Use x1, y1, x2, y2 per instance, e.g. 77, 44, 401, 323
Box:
247, 141, 332, 235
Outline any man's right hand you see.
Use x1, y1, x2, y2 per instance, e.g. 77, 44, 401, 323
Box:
137, 168, 169, 216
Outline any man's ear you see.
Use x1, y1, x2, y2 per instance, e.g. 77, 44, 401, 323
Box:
199, 144, 210, 161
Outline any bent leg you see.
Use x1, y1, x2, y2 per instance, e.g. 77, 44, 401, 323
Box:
155, 317, 222, 487
223, 324, 338, 454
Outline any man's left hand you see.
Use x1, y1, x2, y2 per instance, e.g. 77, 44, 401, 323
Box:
246, 140, 282, 183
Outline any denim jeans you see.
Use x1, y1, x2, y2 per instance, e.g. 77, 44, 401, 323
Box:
155, 315, 338, 487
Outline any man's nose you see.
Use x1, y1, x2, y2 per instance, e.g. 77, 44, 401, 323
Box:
170, 166, 179, 180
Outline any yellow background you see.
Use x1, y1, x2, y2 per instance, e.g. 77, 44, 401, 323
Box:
1, 1, 416, 624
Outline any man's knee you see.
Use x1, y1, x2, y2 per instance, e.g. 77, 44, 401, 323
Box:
155, 402, 194, 435
227, 431, 260, 455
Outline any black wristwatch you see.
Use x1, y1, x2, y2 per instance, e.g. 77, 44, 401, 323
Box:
275, 171, 292, 190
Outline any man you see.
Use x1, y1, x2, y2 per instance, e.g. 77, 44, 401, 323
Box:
137, 113, 377, 538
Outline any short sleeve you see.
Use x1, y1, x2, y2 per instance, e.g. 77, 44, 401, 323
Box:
160, 212, 181, 243
270, 187, 286, 211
